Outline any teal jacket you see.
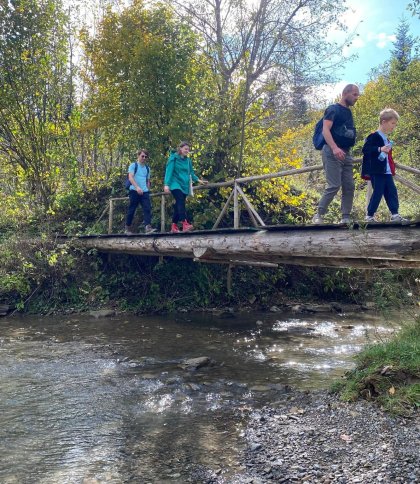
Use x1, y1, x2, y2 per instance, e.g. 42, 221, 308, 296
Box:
164, 151, 199, 195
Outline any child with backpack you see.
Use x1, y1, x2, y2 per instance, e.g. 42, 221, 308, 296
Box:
125, 149, 157, 235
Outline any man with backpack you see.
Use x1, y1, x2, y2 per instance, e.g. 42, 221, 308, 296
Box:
125, 149, 157, 234
312, 84, 360, 224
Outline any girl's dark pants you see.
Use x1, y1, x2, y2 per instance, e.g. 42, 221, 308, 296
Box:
367, 174, 399, 216
126, 190, 152, 226
171, 189, 188, 223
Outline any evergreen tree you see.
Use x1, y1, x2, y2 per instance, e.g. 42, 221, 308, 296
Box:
391, 18, 415, 72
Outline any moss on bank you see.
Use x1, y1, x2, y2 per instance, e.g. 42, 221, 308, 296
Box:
333, 319, 420, 416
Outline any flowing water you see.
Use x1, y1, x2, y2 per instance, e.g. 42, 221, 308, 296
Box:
0, 309, 402, 483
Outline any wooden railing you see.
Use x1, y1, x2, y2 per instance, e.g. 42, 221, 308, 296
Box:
105, 161, 420, 234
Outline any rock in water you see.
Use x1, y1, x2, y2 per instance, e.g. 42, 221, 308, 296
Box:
89, 309, 115, 319
179, 356, 211, 370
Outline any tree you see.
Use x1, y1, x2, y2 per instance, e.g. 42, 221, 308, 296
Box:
407, 0, 420, 17
166, 0, 353, 177
0, 0, 73, 211
81, 0, 213, 176
391, 18, 415, 72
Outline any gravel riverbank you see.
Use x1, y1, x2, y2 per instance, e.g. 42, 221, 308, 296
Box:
213, 391, 419, 483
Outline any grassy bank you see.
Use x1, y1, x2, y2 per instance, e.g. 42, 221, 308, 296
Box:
334, 318, 420, 416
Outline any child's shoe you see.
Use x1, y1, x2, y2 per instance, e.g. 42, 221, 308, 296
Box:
390, 213, 408, 222
364, 215, 377, 223
181, 220, 194, 232
170, 223, 180, 233
311, 213, 324, 224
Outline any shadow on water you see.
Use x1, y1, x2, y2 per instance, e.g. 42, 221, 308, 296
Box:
0, 309, 401, 482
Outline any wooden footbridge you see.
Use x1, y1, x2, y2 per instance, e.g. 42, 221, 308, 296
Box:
77, 161, 420, 270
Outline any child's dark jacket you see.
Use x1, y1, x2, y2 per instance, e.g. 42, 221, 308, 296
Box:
361, 131, 396, 180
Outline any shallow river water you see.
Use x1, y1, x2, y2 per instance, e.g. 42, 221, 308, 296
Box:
0, 309, 402, 483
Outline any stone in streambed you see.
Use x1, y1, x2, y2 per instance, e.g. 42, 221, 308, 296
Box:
179, 356, 212, 370
89, 309, 115, 318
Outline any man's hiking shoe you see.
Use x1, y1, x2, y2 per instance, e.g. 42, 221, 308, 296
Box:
340, 216, 351, 224
181, 220, 194, 232
170, 223, 180, 233
312, 214, 324, 224
145, 225, 157, 234
390, 214, 408, 222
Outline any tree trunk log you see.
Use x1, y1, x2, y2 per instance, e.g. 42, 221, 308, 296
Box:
75, 223, 420, 269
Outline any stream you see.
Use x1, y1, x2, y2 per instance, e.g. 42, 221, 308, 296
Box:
0, 308, 402, 483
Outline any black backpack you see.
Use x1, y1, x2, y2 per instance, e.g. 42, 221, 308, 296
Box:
125, 163, 150, 190
312, 117, 325, 150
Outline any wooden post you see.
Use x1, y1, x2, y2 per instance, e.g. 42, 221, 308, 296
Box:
227, 264, 233, 294
108, 199, 114, 234
233, 183, 239, 229
365, 181, 372, 213
160, 194, 166, 232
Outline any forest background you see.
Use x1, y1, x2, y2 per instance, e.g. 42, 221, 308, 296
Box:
0, 0, 419, 314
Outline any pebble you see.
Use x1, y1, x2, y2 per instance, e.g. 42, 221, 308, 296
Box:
227, 390, 419, 483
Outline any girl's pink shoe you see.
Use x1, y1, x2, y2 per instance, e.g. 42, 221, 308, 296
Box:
181, 220, 193, 232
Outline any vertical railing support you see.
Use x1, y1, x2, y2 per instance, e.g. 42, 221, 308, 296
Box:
227, 264, 233, 294
160, 194, 166, 233
108, 199, 114, 234
159, 195, 166, 263
365, 181, 372, 213
233, 182, 239, 229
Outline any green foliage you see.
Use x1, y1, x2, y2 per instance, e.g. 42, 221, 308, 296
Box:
94, 256, 287, 312
283, 266, 420, 309
81, 1, 214, 177
0, 235, 102, 312
0, 0, 73, 211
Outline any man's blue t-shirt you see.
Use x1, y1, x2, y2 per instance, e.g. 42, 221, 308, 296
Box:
128, 162, 150, 192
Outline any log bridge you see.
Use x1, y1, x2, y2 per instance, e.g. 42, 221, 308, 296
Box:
76, 221, 420, 269
82, 161, 420, 270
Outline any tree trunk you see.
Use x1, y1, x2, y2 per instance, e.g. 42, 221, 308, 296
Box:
75, 224, 420, 269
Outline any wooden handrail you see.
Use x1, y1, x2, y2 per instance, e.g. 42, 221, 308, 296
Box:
395, 163, 420, 176
109, 164, 325, 202
107, 159, 419, 233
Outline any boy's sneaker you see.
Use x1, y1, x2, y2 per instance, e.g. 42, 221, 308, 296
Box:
125, 225, 134, 235
312, 213, 324, 224
390, 214, 408, 222
145, 225, 157, 234
364, 215, 377, 223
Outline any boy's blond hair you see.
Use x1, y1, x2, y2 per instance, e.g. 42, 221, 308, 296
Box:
379, 108, 399, 124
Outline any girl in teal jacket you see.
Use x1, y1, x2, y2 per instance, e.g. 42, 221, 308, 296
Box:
164, 141, 207, 233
